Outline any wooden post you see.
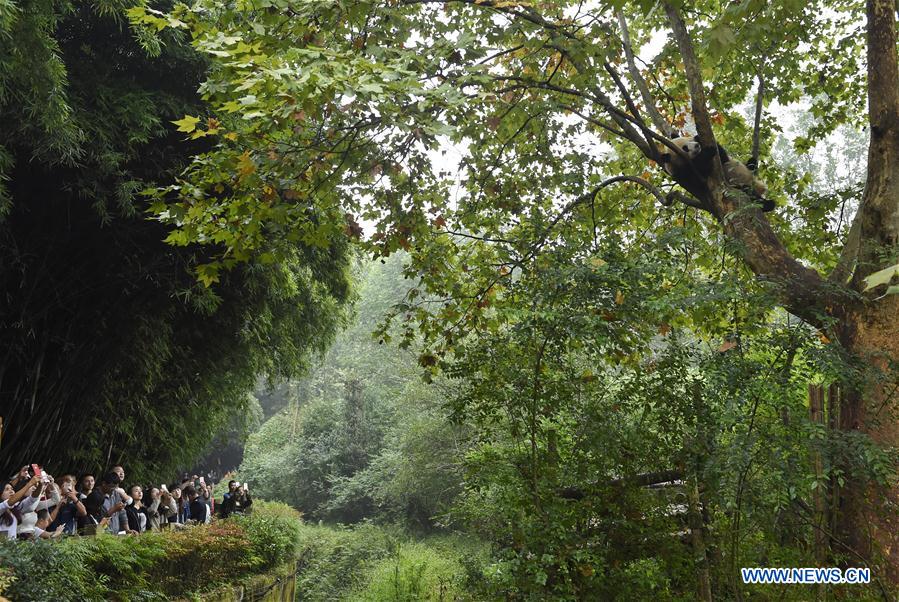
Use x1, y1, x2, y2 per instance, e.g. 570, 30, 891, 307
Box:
809, 385, 829, 575
688, 380, 713, 602
827, 383, 841, 547
687, 473, 713, 602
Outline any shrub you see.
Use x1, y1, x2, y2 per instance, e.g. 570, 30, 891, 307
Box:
148, 521, 259, 596
68, 530, 169, 598
293, 523, 487, 601
0, 538, 103, 601
0, 502, 303, 601
0, 566, 15, 598
295, 523, 399, 599
351, 541, 469, 601
237, 500, 302, 570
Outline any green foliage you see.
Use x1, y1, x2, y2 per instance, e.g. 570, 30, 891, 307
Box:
133, 0, 865, 299
0, 538, 99, 601
0, 502, 301, 602
4, 0, 889, 597
351, 540, 473, 601
294, 522, 486, 601
73, 532, 171, 597
237, 500, 303, 570
0, 0, 354, 481
295, 523, 398, 598
150, 522, 259, 595
240, 255, 463, 528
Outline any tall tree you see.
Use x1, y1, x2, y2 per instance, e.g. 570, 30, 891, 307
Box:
0, 1, 351, 480
138, 0, 899, 582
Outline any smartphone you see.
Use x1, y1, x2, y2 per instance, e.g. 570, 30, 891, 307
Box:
199, 476, 205, 486
30, 464, 42, 478
161, 484, 168, 492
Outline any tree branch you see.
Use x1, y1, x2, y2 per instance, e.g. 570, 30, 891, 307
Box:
559, 469, 684, 500
616, 10, 670, 135
667, 190, 705, 210
663, 2, 831, 327
603, 61, 661, 161
559, 104, 627, 140
751, 74, 765, 167
663, 3, 720, 178
829, 206, 863, 284
551, 176, 679, 224
537, 40, 655, 156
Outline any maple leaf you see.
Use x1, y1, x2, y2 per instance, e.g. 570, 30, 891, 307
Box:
172, 115, 200, 133
236, 151, 256, 177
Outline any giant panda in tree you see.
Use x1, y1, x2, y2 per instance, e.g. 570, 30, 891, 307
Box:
659, 134, 774, 212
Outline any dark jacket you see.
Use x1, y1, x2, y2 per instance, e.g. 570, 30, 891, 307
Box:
83, 489, 106, 524
218, 491, 252, 518
125, 503, 149, 532
188, 499, 207, 523
49, 500, 80, 534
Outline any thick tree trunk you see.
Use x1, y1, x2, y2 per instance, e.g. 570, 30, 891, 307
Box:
834, 0, 899, 581
838, 298, 899, 581
663, 0, 899, 583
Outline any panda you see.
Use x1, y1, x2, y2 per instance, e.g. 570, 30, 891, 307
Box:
659, 134, 774, 212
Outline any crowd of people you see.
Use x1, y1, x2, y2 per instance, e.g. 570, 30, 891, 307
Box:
0, 463, 253, 540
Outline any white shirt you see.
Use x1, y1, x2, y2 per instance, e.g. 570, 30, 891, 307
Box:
17, 491, 51, 537
0, 495, 38, 539
0, 500, 17, 540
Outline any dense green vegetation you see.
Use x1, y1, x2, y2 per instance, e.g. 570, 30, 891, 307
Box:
241, 256, 462, 529
4, 0, 899, 599
0, 501, 301, 601
241, 251, 886, 599
0, 0, 351, 481
294, 523, 487, 601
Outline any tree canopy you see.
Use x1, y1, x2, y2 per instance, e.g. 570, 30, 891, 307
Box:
128, 0, 899, 591
3, 0, 899, 596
